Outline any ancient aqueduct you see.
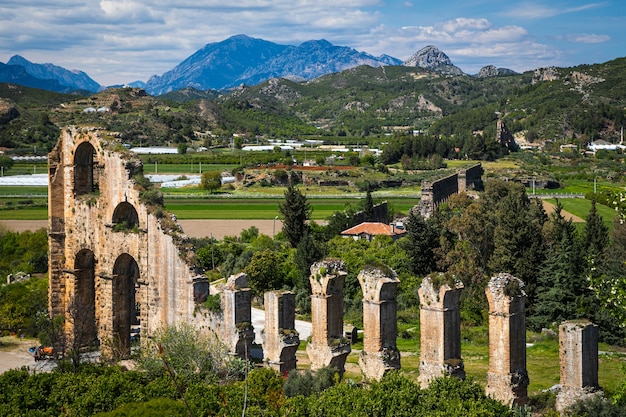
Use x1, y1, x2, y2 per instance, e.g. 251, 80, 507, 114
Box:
49, 127, 600, 410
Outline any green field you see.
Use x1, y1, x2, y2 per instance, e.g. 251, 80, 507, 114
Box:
0, 191, 417, 221
546, 197, 617, 230
164, 197, 417, 220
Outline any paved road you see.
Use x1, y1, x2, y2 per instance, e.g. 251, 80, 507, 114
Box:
251, 307, 312, 343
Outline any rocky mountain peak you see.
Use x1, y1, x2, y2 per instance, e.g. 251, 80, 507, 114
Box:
477, 65, 518, 78
403, 45, 463, 76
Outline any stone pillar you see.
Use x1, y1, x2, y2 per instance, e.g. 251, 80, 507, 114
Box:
306, 259, 351, 374
556, 321, 602, 413
418, 273, 465, 387
263, 290, 300, 374
358, 265, 401, 380
418, 181, 435, 219
221, 273, 255, 358
485, 273, 529, 407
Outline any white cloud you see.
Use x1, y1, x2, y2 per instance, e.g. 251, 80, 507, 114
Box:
0, 0, 620, 85
441, 18, 491, 32
503, 1, 606, 19
564, 33, 611, 43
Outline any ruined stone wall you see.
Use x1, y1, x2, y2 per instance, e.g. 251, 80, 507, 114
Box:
48, 126, 208, 356
461, 163, 484, 192
353, 201, 388, 224
417, 164, 482, 218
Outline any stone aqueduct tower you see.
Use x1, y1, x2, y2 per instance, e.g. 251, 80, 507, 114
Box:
48, 126, 208, 356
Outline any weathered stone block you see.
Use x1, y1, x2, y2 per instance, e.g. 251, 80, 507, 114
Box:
263, 291, 300, 374
418, 273, 465, 387
485, 273, 528, 407
358, 265, 401, 380
556, 320, 603, 413
307, 259, 350, 374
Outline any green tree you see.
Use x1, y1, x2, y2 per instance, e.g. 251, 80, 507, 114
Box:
244, 249, 286, 294
0, 276, 47, 335
0, 156, 13, 172
279, 184, 311, 247
486, 181, 545, 304
294, 231, 325, 289
530, 234, 585, 330
177, 143, 187, 154
583, 197, 609, 259
400, 210, 438, 277
201, 171, 222, 193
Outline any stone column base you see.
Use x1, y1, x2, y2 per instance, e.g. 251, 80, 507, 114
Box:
418, 358, 465, 388
556, 386, 603, 414
486, 369, 529, 407
306, 342, 351, 375
359, 348, 400, 380
265, 337, 300, 375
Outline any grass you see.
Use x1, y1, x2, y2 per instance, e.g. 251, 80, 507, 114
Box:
0, 186, 47, 196
341, 324, 626, 395
546, 197, 617, 231
0, 207, 47, 220
164, 197, 416, 220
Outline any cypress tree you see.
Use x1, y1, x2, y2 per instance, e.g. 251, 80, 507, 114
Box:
583, 198, 609, 258
279, 184, 311, 247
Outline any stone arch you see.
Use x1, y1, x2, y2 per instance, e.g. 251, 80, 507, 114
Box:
112, 202, 139, 229
74, 141, 98, 196
74, 249, 98, 346
112, 253, 140, 357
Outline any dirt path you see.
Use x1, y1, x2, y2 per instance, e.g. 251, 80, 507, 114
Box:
0, 336, 55, 374
0, 219, 283, 240
541, 200, 585, 223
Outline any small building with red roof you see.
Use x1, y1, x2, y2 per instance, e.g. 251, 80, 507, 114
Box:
340, 222, 406, 242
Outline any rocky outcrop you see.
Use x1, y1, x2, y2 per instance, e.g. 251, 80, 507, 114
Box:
0, 99, 19, 125
403, 45, 464, 76
532, 67, 560, 84
477, 65, 517, 78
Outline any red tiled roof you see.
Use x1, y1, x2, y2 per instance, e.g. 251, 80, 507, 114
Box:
340, 222, 406, 237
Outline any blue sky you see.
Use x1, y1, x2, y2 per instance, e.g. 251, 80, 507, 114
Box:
0, 0, 623, 86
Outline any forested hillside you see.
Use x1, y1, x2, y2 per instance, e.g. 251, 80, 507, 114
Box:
1, 57, 625, 159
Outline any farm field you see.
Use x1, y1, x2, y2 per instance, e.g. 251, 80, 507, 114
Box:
164, 197, 417, 220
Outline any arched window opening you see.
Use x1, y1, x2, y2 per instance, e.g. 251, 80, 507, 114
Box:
112, 253, 140, 358
73, 249, 98, 347
74, 142, 98, 196
112, 202, 139, 232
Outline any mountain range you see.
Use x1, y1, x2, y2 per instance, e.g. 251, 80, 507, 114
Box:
0, 34, 515, 95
